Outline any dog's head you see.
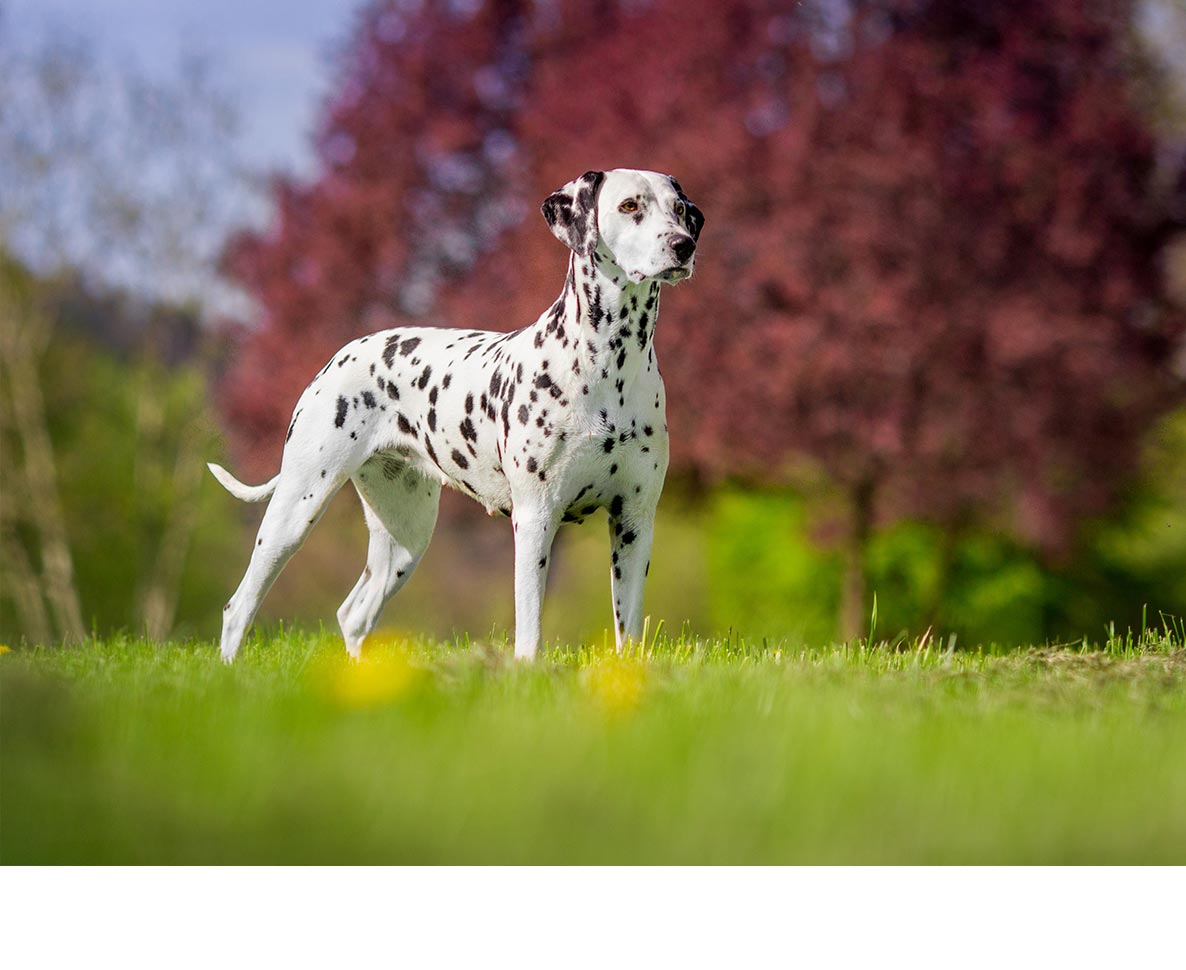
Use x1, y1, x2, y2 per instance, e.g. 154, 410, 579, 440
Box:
541, 169, 703, 285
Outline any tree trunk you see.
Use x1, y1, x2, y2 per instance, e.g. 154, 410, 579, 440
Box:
0, 530, 53, 644
0, 299, 86, 642
838, 477, 876, 643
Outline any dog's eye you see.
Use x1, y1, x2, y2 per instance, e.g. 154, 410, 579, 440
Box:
619, 199, 639, 213
674, 201, 686, 218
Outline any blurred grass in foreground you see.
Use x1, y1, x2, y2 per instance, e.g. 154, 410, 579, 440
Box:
3, 625, 1186, 864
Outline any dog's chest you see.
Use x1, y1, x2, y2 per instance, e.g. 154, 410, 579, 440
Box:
537, 381, 668, 524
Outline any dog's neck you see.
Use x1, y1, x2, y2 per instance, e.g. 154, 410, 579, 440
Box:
532, 248, 661, 396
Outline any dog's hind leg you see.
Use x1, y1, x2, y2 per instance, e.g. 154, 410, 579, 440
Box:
219, 469, 344, 663
336, 456, 441, 658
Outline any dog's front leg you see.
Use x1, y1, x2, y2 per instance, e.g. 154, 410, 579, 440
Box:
511, 507, 560, 661
609, 505, 657, 652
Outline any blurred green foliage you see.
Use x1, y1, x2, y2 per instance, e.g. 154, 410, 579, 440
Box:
705, 411, 1186, 647
704, 489, 843, 646
1, 330, 242, 642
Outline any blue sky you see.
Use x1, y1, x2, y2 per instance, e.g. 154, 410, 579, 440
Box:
6, 0, 351, 177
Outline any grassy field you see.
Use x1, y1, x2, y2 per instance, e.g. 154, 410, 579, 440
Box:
4, 622, 1186, 864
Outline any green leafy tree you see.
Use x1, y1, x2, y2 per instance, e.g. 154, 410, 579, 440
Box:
0, 256, 243, 643
0, 23, 254, 642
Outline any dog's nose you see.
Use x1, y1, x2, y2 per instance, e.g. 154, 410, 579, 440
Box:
670, 234, 696, 264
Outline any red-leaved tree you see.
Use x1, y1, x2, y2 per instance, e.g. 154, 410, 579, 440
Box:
222, 0, 535, 473
222, 0, 1186, 637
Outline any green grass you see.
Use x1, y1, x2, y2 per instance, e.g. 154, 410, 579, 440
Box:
4, 623, 1186, 863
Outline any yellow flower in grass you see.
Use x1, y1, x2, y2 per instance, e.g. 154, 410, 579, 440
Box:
582, 655, 648, 717
0, 644, 10, 655
318, 640, 423, 708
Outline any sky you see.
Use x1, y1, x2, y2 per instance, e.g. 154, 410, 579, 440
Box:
4, 0, 349, 178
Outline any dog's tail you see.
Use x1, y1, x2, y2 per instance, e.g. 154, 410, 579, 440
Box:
207, 463, 279, 503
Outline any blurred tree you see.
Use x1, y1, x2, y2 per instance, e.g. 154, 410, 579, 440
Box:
0, 258, 84, 641
223, 0, 1186, 640
0, 27, 253, 309
0, 26, 253, 642
0, 254, 244, 643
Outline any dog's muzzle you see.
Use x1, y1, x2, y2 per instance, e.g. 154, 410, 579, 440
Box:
658, 234, 696, 282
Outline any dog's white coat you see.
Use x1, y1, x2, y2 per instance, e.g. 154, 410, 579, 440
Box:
211, 169, 702, 661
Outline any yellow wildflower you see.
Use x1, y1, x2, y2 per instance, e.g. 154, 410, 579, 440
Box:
317, 641, 423, 708
582, 655, 647, 717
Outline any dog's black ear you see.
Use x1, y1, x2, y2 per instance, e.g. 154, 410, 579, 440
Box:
541, 170, 605, 256
681, 199, 705, 242
669, 177, 704, 242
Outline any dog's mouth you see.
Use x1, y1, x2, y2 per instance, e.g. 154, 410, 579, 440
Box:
657, 266, 692, 284
624, 263, 694, 285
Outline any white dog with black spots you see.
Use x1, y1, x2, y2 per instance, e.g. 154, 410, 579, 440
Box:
210, 168, 704, 662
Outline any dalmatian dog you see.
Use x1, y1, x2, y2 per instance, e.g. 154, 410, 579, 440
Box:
209, 168, 703, 662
